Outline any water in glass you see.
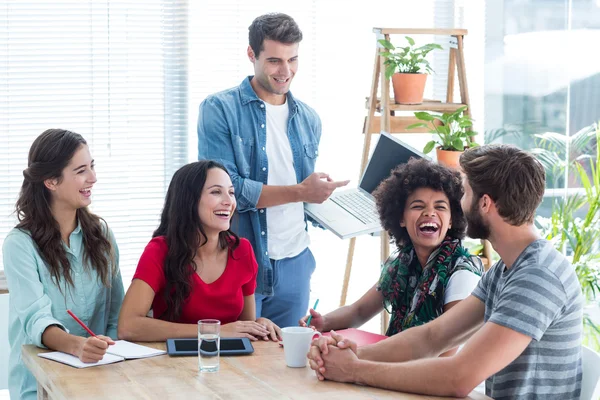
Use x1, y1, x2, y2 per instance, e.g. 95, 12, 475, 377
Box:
198, 333, 220, 372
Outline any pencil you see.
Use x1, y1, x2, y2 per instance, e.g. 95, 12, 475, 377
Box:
306, 298, 320, 327
67, 309, 97, 337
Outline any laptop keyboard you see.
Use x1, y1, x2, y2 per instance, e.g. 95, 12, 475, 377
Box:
330, 191, 379, 225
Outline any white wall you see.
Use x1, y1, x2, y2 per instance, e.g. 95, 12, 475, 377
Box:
0, 294, 9, 390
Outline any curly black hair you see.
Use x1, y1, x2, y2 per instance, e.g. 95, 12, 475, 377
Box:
373, 158, 467, 248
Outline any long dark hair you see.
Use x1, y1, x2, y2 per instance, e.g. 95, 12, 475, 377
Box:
153, 160, 240, 321
15, 129, 115, 289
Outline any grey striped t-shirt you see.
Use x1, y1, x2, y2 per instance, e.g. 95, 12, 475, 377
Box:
472, 239, 583, 399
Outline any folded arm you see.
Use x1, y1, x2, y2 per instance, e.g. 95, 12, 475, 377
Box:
358, 295, 485, 362
346, 319, 531, 397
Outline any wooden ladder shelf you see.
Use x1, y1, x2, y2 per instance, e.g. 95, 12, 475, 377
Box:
341, 27, 492, 335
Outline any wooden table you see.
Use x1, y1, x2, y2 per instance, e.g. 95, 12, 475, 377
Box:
22, 341, 491, 400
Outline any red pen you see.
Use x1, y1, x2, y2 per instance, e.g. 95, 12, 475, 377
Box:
66, 309, 96, 337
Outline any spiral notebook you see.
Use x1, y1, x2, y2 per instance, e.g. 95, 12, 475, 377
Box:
38, 340, 166, 368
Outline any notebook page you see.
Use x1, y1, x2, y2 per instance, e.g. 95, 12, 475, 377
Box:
107, 340, 166, 359
38, 351, 124, 368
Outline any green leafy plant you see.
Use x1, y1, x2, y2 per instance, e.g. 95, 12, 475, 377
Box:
531, 123, 597, 188
535, 121, 600, 351
378, 36, 442, 79
406, 105, 479, 154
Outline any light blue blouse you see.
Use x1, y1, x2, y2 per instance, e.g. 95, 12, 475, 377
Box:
3, 223, 124, 400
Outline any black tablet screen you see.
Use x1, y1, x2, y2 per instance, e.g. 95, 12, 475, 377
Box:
174, 338, 245, 352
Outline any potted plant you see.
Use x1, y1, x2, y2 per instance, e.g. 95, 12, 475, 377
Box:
378, 36, 442, 104
406, 105, 478, 168
535, 121, 600, 351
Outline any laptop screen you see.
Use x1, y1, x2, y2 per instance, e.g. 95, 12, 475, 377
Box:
359, 132, 427, 195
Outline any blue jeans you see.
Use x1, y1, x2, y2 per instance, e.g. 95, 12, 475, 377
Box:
255, 247, 316, 328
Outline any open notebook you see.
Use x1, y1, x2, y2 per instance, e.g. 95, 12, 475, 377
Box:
38, 340, 166, 368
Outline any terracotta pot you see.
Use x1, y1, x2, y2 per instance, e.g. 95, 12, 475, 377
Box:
436, 147, 463, 169
391, 73, 427, 104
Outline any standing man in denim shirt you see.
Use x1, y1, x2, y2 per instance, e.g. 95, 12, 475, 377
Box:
197, 13, 349, 328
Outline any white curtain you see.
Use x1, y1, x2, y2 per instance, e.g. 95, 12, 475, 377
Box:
0, 0, 188, 283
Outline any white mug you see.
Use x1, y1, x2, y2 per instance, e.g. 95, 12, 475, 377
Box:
281, 327, 322, 368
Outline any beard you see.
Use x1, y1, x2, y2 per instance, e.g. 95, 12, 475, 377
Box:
465, 197, 491, 239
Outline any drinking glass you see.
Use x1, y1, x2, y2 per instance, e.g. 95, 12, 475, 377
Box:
198, 319, 220, 372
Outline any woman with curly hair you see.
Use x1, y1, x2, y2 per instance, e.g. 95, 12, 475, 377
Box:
300, 158, 482, 353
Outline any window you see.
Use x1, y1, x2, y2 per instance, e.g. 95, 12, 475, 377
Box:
483, 0, 600, 216
0, 0, 188, 284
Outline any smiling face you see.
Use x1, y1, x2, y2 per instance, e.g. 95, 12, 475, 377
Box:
45, 144, 96, 211
401, 187, 452, 253
248, 39, 298, 104
198, 167, 236, 235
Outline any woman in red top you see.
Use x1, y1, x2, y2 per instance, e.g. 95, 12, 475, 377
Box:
118, 160, 281, 342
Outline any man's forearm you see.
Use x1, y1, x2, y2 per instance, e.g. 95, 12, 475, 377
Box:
256, 184, 303, 209
350, 357, 471, 397
357, 324, 443, 362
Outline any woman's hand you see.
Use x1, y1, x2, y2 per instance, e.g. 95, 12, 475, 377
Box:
76, 335, 114, 363
256, 317, 282, 341
221, 321, 271, 341
299, 308, 326, 331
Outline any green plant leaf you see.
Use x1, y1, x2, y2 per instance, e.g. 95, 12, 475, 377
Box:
405, 36, 415, 46
423, 140, 437, 154
571, 123, 597, 155
452, 138, 464, 151
534, 131, 567, 153
438, 124, 450, 135
451, 106, 468, 119
406, 122, 429, 130
414, 111, 435, 121
385, 64, 396, 80
378, 39, 395, 50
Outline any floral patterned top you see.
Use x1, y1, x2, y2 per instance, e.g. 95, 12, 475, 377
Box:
377, 237, 483, 336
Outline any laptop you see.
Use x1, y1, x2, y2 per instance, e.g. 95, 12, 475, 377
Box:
305, 131, 428, 239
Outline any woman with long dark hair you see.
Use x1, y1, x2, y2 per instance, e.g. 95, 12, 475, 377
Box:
3, 129, 124, 400
118, 160, 281, 341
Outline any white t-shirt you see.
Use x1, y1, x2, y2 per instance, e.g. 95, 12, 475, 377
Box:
443, 269, 481, 305
264, 99, 310, 260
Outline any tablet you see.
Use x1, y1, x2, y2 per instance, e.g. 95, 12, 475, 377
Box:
166, 337, 254, 356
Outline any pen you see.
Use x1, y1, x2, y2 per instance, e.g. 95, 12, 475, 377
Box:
306, 298, 319, 327
67, 309, 96, 337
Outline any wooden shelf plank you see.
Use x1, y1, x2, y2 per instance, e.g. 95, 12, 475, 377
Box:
373, 28, 468, 36
366, 116, 441, 134
370, 99, 468, 113
388, 101, 468, 112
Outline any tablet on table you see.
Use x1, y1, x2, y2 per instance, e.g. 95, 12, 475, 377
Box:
166, 337, 254, 356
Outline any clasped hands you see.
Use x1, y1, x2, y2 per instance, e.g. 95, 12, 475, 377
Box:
306, 330, 361, 383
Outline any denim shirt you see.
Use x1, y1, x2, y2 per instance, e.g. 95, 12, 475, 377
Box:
197, 76, 321, 296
